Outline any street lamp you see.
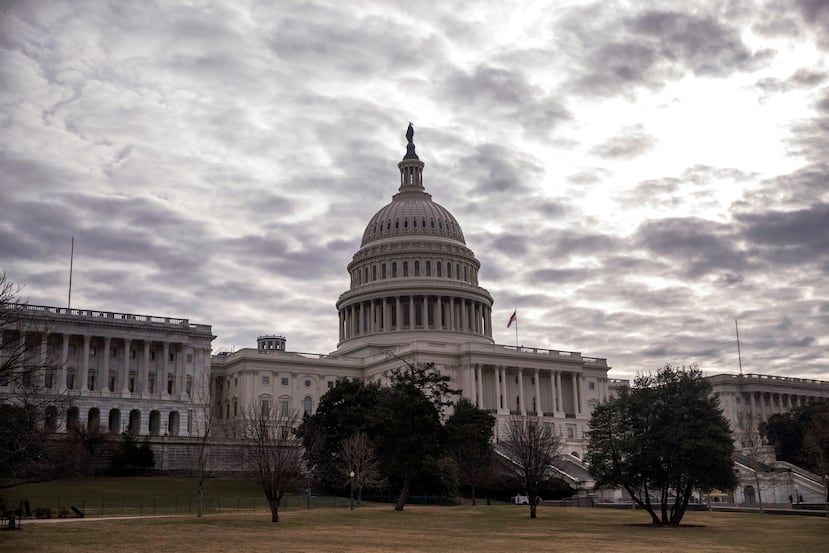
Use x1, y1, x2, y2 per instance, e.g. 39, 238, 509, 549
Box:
349, 470, 355, 510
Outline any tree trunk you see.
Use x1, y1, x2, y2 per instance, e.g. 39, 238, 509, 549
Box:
395, 473, 410, 511
197, 483, 204, 517
529, 497, 537, 519
471, 485, 476, 506
268, 499, 280, 522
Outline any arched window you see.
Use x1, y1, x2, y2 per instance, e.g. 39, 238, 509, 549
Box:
437, 262, 442, 277
456, 264, 461, 279
414, 261, 420, 276
426, 261, 431, 276
392, 262, 397, 277
464, 265, 468, 281
303, 396, 313, 415
404, 219, 408, 229
382, 264, 387, 279
128, 409, 140, 434
447, 264, 452, 278
149, 410, 161, 435
403, 261, 408, 276
364, 267, 368, 283
168, 411, 180, 436
372, 265, 377, 281
109, 409, 122, 434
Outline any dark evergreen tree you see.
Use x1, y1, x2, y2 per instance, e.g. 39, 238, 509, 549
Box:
444, 398, 495, 504
587, 364, 736, 525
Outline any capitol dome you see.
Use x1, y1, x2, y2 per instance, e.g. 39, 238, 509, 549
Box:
334, 125, 494, 356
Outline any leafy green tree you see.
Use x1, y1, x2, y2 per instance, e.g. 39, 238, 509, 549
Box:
764, 399, 829, 473
587, 365, 736, 526
765, 399, 829, 502
373, 381, 443, 510
444, 398, 495, 505
296, 378, 381, 492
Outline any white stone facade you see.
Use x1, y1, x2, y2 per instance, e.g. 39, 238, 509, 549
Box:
1, 304, 214, 437
709, 372, 829, 447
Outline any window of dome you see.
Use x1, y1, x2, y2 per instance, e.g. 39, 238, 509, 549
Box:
395, 219, 399, 229
414, 261, 420, 276
430, 220, 435, 229
392, 262, 397, 277
372, 265, 377, 281
464, 266, 468, 281
447, 264, 452, 278
404, 220, 408, 229
382, 264, 387, 279
437, 262, 442, 277
439, 220, 443, 230
426, 261, 431, 276
413, 219, 417, 228
364, 268, 368, 282
403, 261, 408, 276
456, 264, 460, 279
422, 218, 426, 228
387, 222, 390, 230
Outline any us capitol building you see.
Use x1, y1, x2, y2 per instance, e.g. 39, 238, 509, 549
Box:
3, 127, 827, 501
211, 126, 615, 458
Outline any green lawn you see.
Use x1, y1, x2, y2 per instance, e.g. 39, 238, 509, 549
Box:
1, 479, 826, 553
1, 505, 827, 553
1, 476, 350, 517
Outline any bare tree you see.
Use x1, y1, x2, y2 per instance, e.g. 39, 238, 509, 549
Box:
736, 410, 768, 511
340, 431, 386, 506
191, 371, 214, 517
501, 415, 562, 519
242, 402, 304, 522
0, 272, 67, 487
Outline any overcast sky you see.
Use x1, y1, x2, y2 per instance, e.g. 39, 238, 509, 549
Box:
2, 0, 828, 381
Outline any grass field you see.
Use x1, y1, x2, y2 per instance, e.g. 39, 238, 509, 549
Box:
1, 479, 826, 552
2, 504, 827, 553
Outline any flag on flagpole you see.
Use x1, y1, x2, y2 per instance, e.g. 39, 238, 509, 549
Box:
507, 309, 517, 328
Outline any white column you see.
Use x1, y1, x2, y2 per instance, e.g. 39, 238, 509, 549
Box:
571, 372, 579, 415
395, 297, 402, 330
142, 341, 151, 395
79, 335, 90, 392
475, 364, 484, 408
555, 371, 563, 414
121, 338, 132, 394
102, 337, 111, 391
39, 335, 48, 388
408, 297, 415, 329
436, 297, 443, 329
499, 366, 506, 410
518, 368, 526, 415
59, 333, 69, 392
549, 370, 557, 415
161, 342, 170, 396
579, 374, 588, 414
176, 344, 185, 397
534, 369, 542, 415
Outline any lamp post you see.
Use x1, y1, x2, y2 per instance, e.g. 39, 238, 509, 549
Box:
349, 470, 355, 510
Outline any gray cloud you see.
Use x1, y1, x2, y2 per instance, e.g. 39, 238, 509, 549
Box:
591, 124, 657, 159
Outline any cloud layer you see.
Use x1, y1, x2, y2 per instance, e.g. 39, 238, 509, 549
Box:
1, 0, 828, 380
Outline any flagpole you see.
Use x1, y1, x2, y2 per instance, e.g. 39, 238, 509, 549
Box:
68, 236, 75, 309
514, 313, 518, 348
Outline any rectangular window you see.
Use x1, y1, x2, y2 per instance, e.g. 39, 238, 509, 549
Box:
262, 376, 269, 385
414, 261, 420, 276
131, 349, 136, 359
112, 348, 118, 358
149, 375, 155, 394
233, 402, 238, 416
261, 400, 270, 417
186, 375, 193, 395
588, 381, 595, 390
437, 262, 442, 277
281, 400, 289, 416
403, 262, 408, 276
168, 376, 174, 395
327, 381, 334, 389
187, 410, 193, 433
382, 264, 387, 279
129, 376, 135, 393
281, 377, 289, 386
91, 347, 97, 357
187, 353, 193, 363
69, 345, 76, 355
67, 372, 75, 390
392, 262, 397, 277
151, 351, 156, 361
169, 353, 174, 362
567, 427, 575, 439
426, 261, 431, 276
